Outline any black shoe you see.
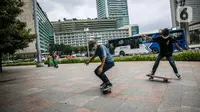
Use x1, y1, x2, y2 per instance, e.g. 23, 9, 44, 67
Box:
109, 83, 113, 87
103, 84, 112, 91
147, 72, 154, 76
175, 73, 181, 79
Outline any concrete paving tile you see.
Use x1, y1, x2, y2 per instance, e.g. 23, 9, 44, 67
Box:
161, 97, 181, 106
182, 96, 200, 108
0, 100, 34, 112
21, 88, 45, 95
135, 102, 160, 112
182, 86, 199, 91
133, 88, 151, 96
81, 87, 103, 96
31, 89, 74, 102
116, 100, 141, 112
60, 94, 99, 107
1, 62, 200, 112
157, 104, 181, 112
38, 103, 78, 112
180, 106, 200, 112
98, 98, 125, 112
121, 87, 139, 95
83, 97, 110, 110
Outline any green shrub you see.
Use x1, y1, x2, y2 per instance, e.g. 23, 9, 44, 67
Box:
2, 51, 200, 66
173, 51, 200, 61
3, 61, 36, 67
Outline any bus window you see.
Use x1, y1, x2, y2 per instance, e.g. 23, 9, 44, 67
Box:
134, 38, 139, 48
170, 30, 184, 40
130, 38, 134, 49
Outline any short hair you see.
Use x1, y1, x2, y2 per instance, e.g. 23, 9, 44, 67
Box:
161, 28, 169, 37
88, 40, 97, 47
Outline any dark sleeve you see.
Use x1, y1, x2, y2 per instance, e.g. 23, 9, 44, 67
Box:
152, 37, 161, 41
169, 36, 177, 43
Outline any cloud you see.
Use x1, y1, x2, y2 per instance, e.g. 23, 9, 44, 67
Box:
128, 0, 172, 32
37, 0, 172, 32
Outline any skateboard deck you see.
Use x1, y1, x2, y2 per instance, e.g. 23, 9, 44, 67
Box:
146, 74, 172, 82
102, 88, 111, 94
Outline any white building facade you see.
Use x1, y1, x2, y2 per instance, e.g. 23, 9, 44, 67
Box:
54, 29, 130, 46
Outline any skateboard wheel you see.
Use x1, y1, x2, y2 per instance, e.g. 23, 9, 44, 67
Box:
164, 79, 168, 82
149, 77, 154, 80
103, 89, 111, 94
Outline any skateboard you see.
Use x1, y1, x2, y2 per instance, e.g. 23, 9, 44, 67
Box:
102, 88, 111, 94
101, 86, 111, 94
146, 74, 172, 82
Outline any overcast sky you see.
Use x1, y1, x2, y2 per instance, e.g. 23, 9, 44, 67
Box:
37, 0, 173, 33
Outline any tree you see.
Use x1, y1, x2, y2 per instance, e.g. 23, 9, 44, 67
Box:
63, 45, 72, 55
72, 46, 79, 54
0, 0, 35, 72
80, 46, 87, 54
49, 44, 72, 55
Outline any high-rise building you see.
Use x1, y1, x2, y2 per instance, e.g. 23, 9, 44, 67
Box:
170, 0, 200, 44
170, 0, 200, 27
96, 0, 130, 28
51, 18, 117, 32
16, 0, 54, 57
52, 19, 131, 46
119, 24, 139, 36
54, 28, 130, 46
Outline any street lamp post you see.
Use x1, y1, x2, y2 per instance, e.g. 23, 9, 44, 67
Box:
84, 27, 90, 57
33, 0, 44, 67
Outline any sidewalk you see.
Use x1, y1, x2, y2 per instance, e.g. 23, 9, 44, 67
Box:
0, 61, 200, 112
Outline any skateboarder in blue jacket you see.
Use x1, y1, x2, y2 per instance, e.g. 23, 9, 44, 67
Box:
141, 28, 183, 79
85, 40, 115, 90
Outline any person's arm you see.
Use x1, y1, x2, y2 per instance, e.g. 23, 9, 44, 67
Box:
85, 55, 96, 65
100, 56, 106, 68
175, 43, 183, 50
88, 55, 96, 63
170, 37, 183, 51
141, 34, 159, 41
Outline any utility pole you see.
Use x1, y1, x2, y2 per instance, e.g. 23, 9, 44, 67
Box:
33, 0, 44, 67
84, 23, 90, 57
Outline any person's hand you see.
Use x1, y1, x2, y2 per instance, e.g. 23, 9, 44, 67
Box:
141, 34, 146, 39
85, 61, 90, 65
98, 66, 103, 74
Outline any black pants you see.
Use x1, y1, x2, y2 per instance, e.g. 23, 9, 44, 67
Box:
152, 54, 178, 74
94, 62, 114, 84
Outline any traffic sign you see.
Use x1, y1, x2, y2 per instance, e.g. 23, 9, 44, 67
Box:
176, 6, 193, 23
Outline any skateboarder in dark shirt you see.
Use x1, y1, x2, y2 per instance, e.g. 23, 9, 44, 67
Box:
141, 28, 183, 79
85, 40, 115, 90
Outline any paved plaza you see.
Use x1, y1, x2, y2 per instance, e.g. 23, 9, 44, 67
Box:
0, 61, 200, 112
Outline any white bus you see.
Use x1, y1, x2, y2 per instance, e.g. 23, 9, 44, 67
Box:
108, 36, 149, 56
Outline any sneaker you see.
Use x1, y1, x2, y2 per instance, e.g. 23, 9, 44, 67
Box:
175, 73, 181, 79
147, 72, 154, 76
103, 84, 112, 91
101, 83, 112, 89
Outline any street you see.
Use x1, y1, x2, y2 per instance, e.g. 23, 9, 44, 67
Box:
0, 62, 200, 112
